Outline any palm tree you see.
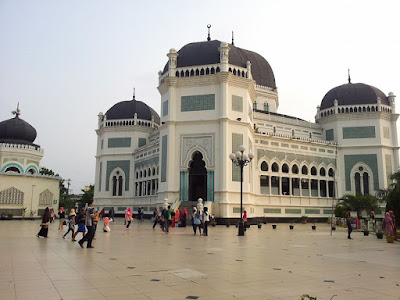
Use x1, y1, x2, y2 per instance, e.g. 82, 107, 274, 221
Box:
337, 194, 379, 219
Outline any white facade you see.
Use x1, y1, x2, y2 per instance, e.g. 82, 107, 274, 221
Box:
94, 40, 398, 220
0, 143, 60, 218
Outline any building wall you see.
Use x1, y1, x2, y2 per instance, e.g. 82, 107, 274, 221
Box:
0, 173, 59, 217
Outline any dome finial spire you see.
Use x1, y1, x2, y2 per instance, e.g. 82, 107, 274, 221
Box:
207, 24, 211, 41
232, 31, 234, 45
12, 102, 21, 117
348, 68, 351, 83
133, 87, 135, 101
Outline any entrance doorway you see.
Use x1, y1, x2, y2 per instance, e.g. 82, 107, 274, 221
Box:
188, 152, 207, 202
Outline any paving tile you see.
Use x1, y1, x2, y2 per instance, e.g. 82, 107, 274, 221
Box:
0, 220, 398, 300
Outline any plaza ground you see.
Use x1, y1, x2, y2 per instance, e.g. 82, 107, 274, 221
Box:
0, 219, 399, 300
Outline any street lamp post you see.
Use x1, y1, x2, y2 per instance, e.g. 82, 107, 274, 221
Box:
229, 145, 254, 236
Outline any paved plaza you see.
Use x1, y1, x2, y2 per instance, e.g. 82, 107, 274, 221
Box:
0, 219, 399, 300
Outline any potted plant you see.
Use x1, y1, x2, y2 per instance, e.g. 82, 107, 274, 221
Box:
21, 207, 27, 219
289, 220, 294, 230
257, 218, 262, 229
311, 223, 316, 230
376, 230, 383, 239
363, 226, 369, 236
272, 224, 277, 229
386, 234, 395, 243
299, 215, 308, 224
225, 220, 230, 227
30, 210, 36, 220
210, 218, 217, 227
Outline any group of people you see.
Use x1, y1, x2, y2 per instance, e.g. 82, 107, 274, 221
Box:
346, 208, 398, 240
37, 200, 112, 249
383, 210, 398, 240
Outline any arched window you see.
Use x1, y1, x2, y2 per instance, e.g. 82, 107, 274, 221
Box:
328, 168, 334, 177
112, 176, 117, 196
195, 69, 200, 76
253, 101, 257, 110
311, 167, 317, 176
175, 71, 179, 77
211, 67, 215, 74
144, 170, 147, 177
264, 102, 269, 112
180, 70, 184, 77
320, 167, 326, 176
261, 161, 268, 171
185, 70, 189, 77
153, 168, 156, 176
190, 69, 194, 76
272, 163, 279, 172
148, 168, 151, 177
363, 172, 369, 195
118, 176, 123, 196
292, 165, 299, 174
200, 69, 204, 75
5, 166, 20, 173
282, 164, 289, 173
206, 68, 209, 75
355, 172, 361, 194
301, 166, 308, 175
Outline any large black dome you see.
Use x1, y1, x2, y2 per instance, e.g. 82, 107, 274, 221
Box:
105, 99, 160, 124
163, 40, 276, 89
320, 82, 389, 110
0, 115, 37, 145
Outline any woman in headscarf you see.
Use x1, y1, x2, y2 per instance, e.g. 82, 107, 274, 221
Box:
389, 211, 397, 240
383, 212, 393, 236
242, 210, 248, 222
37, 207, 51, 238
103, 216, 111, 232
126, 208, 133, 229
174, 209, 180, 227
58, 207, 65, 230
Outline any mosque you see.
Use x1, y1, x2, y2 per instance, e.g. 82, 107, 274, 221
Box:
0, 107, 60, 218
94, 31, 398, 221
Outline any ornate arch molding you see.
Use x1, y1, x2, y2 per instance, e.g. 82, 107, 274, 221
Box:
1, 162, 24, 173
181, 135, 214, 168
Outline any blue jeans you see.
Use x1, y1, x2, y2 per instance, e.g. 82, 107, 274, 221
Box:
347, 222, 352, 238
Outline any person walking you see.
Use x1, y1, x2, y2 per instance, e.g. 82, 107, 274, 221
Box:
192, 210, 202, 236
202, 207, 210, 236
109, 207, 115, 222
346, 208, 353, 239
50, 208, 55, 223
389, 211, 397, 240
152, 208, 159, 229
37, 207, 51, 238
126, 208, 133, 229
58, 207, 65, 230
103, 216, 111, 232
63, 209, 76, 240
383, 212, 394, 236
162, 207, 169, 233
72, 208, 86, 241
93, 210, 99, 239
78, 200, 96, 249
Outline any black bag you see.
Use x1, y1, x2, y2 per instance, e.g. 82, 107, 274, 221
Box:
63, 220, 67, 225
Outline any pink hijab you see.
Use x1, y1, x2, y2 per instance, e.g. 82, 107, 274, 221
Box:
127, 207, 132, 217
104, 217, 110, 226
243, 210, 248, 222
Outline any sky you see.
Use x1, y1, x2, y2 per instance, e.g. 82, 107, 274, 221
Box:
1, 0, 399, 193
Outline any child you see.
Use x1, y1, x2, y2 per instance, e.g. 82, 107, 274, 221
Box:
103, 216, 111, 232
63, 209, 76, 240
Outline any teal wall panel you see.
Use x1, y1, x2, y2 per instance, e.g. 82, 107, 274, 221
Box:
162, 100, 168, 117
108, 138, 131, 148
161, 135, 168, 182
99, 162, 102, 191
138, 138, 147, 148
343, 126, 375, 139
106, 160, 130, 191
181, 94, 215, 112
232, 95, 243, 112
305, 209, 320, 214
264, 208, 281, 214
326, 129, 334, 141
344, 154, 378, 191
285, 208, 301, 214
135, 157, 159, 170
232, 133, 243, 182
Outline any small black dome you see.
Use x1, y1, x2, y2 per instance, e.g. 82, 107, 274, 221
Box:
105, 99, 160, 124
320, 83, 389, 110
0, 115, 37, 145
163, 40, 276, 89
